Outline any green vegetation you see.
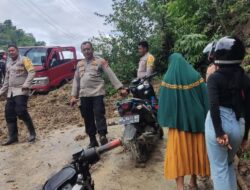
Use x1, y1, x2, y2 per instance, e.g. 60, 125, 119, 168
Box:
93, 0, 250, 84
0, 20, 45, 50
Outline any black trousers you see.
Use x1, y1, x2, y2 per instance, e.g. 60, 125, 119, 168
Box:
80, 96, 107, 137
0, 63, 5, 83
5, 95, 33, 124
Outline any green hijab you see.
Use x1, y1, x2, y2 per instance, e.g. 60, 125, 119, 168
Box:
157, 53, 208, 133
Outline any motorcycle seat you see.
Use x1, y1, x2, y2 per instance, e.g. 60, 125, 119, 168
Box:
43, 165, 77, 190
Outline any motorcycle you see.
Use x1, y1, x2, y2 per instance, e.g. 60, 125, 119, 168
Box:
43, 139, 122, 190
116, 73, 163, 164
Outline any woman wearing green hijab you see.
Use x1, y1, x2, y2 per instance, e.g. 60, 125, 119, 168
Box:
158, 53, 210, 190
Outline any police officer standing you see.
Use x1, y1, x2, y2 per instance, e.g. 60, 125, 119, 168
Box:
0, 45, 36, 145
137, 41, 155, 79
70, 41, 126, 148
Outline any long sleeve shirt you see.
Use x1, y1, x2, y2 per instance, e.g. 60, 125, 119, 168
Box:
0, 55, 35, 97
207, 66, 250, 140
71, 56, 123, 98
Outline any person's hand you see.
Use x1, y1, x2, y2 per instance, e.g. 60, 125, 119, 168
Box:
70, 97, 78, 107
241, 140, 249, 150
216, 134, 232, 149
206, 64, 218, 81
101, 59, 109, 68
119, 88, 129, 97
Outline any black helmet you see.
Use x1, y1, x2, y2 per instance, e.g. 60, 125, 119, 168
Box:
214, 36, 245, 65
203, 41, 217, 64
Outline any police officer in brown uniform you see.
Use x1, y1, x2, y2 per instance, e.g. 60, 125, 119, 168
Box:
0, 45, 36, 145
137, 41, 155, 79
70, 41, 126, 148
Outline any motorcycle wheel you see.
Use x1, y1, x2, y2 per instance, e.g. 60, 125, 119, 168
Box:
130, 140, 148, 163
158, 128, 164, 140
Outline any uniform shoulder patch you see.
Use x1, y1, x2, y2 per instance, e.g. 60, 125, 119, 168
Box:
147, 54, 155, 67
78, 59, 85, 67
23, 57, 34, 72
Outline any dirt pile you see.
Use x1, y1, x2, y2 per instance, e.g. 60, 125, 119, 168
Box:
0, 84, 77, 141
0, 82, 125, 142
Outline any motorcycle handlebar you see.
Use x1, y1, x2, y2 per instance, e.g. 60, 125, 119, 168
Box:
96, 139, 122, 155
76, 139, 122, 165
141, 72, 157, 81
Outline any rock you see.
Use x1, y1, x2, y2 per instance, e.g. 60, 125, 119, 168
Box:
6, 179, 15, 183
239, 167, 248, 176
77, 123, 84, 127
74, 134, 86, 141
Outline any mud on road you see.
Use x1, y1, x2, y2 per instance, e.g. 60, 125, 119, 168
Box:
0, 83, 121, 142
0, 83, 176, 190
0, 124, 176, 190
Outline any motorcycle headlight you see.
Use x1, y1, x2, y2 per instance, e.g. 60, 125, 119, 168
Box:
32, 76, 49, 86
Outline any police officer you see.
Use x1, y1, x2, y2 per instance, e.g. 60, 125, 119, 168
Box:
70, 41, 126, 148
137, 41, 155, 79
0, 45, 36, 145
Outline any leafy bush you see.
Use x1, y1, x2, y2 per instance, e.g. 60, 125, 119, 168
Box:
110, 61, 137, 84
104, 61, 137, 96
173, 34, 208, 66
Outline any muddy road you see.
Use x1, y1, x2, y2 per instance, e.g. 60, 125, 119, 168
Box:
0, 82, 176, 190
0, 124, 176, 190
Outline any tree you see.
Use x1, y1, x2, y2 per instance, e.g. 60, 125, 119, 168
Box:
93, 0, 250, 79
0, 19, 46, 50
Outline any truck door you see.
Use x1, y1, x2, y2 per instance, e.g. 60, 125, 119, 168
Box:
47, 47, 77, 88
47, 48, 65, 87
61, 47, 77, 79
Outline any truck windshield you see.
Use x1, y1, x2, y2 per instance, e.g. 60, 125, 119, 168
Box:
19, 48, 47, 66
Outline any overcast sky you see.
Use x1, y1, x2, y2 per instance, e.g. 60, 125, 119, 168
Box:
0, 0, 114, 56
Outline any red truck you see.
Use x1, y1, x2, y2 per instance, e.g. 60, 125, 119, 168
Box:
19, 46, 77, 92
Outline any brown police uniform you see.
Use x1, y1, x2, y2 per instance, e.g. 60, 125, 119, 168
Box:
137, 52, 155, 79
0, 55, 36, 144
0, 56, 35, 97
71, 56, 123, 137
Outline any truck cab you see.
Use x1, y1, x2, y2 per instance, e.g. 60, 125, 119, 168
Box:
19, 46, 77, 92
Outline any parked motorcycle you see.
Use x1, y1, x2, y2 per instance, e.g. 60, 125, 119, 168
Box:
116, 73, 163, 164
43, 139, 122, 190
